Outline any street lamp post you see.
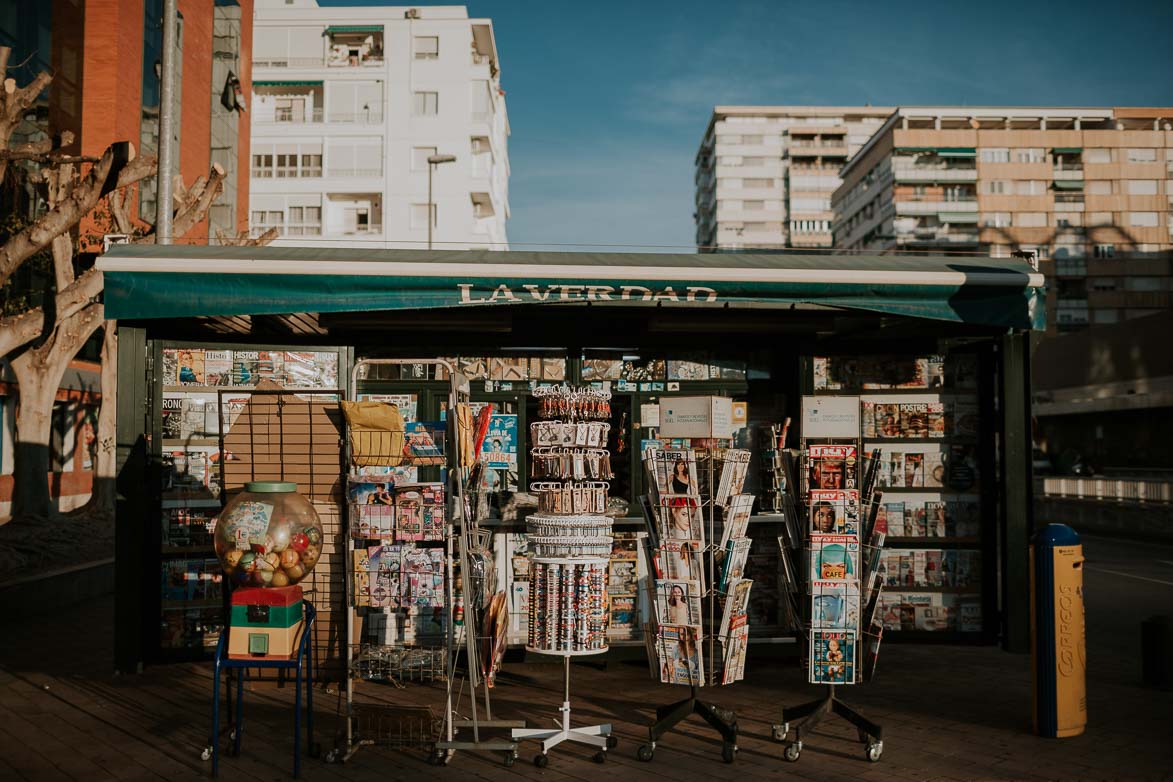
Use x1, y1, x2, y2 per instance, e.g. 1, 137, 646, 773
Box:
426, 153, 456, 250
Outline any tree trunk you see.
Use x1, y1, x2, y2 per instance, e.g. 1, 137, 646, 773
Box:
9, 353, 61, 522
75, 323, 117, 519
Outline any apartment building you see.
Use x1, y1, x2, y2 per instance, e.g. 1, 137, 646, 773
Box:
250, 0, 509, 249
832, 107, 1173, 331
694, 106, 892, 250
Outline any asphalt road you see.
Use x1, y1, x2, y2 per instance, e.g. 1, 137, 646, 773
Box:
1080, 533, 1173, 687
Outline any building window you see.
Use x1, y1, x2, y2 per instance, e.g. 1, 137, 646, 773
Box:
301, 153, 322, 177
1015, 180, 1044, 195
1126, 148, 1158, 164
1126, 180, 1158, 195
251, 153, 274, 178
276, 153, 298, 178
413, 146, 438, 171
981, 212, 1011, 227
413, 91, 439, 116
1094, 243, 1115, 259
1128, 212, 1159, 227
980, 148, 1010, 163
743, 200, 765, 210
744, 178, 773, 188
984, 180, 1008, 195
1087, 180, 1112, 195
1014, 148, 1045, 163
1016, 212, 1047, 228
285, 206, 322, 236
251, 209, 285, 235
414, 36, 439, 59
1084, 148, 1112, 164
411, 203, 436, 229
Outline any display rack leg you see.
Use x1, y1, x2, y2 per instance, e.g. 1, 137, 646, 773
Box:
512, 657, 613, 764
776, 685, 884, 763
643, 685, 738, 762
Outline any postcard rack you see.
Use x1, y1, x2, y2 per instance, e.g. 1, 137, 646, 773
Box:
636, 446, 755, 765
512, 386, 618, 767
771, 431, 888, 764
332, 359, 521, 767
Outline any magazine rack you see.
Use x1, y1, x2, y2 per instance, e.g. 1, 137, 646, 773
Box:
637, 447, 754, 765
772, 434, 887, 764
512, 386, 618, 767
334, 359, 521, 767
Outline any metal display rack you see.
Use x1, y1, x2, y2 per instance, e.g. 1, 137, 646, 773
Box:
512, 386, 618, 767
333, 359, 521, 766
772, 431, 887, 764
637, 446, 754, 764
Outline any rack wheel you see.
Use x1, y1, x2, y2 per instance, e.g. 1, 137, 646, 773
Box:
637, 744, 654, 762
784, 741, 802, 762
593, 751, 606, 764
866, 741, 883, 763
503, 752, 515, 767
200, 746, 212, 762
606, 735, 619, 750
534, 753, 549, 768
324, 748, 339, 764
772, 722, 789, 742
721, 742, 737, 763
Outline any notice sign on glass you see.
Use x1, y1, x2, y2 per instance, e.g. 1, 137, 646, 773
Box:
801, 395, 861, 439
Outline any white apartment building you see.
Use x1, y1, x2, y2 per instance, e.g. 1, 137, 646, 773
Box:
250, 0, 509, 249
695, 106, 892, 250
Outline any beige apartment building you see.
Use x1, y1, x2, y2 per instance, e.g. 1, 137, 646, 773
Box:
832, 107, 1173, 331
695, 106, 892, 250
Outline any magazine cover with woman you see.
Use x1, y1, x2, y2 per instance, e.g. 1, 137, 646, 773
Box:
808, 489, 860, 536
658, 624, 704, 686
655, 579, 703, 627
657, 497, 705, 544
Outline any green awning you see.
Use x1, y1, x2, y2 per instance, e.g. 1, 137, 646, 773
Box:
253, 80, 323, 87
324, 25, 382, 34
937, 148, 976, 158
95, 246, 1046, 331
1052, 147, 1081, 154
938, 212, 980, 223
1052, 180, 1085, 190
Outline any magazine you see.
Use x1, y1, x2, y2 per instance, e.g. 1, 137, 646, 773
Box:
203, 350, 233, 386
720, 493, 754, 548
161, 394, 184, 439
661, 540, 705, 591
807, 444, 858, 490
861, 401, 876, 438
367, 545, 403, 608
401, 547, 445, 609
657, 497, 705, 543
658, 624, 703, 686
394, 488, 424, 541
284, 351, 339, 389
649, 448, 700, 499
808, 489, 860, 536
927, 402, 946, 438
874, 403, 900, 438
898, 403, 929, 437
809, 629, 857, 684
808, 534, 859, 581
715, 450, 751, 507
721, 625, 749, 685
231, 351, 261, 387
655, 579, 703, 628
160, 349, 179, 386
719, 577, 753, 638
349, 481, 396, 538
717, 538, 751, 592
810, 580, 860, 630
172, 349, 205, 386
352, 548, 371, 607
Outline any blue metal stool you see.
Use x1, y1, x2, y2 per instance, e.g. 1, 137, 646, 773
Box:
212, 601, 316, 777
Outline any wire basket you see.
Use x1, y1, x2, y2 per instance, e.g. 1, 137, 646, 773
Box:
350, 643, 448, 685
351, 702, 443, 749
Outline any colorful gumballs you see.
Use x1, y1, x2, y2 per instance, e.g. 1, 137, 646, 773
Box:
239, 552, 256, 569
271, 570, 290, 587
271, 525, 291, 552
263, 552, 281, 569
259, 568, 274, 585
280, 549, 300, 569
290, 533, 309, 553
300, 545, 320, 570
252, 570, 267, 586
223, 550, 243, 569
284, 563, 305, 582
305, 527, 322, 546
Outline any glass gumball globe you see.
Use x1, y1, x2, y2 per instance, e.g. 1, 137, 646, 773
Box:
214, 482, 323, 587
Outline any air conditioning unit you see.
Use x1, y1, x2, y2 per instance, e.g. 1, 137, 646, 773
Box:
404, 8, 420, 19
103, 234, 131, 252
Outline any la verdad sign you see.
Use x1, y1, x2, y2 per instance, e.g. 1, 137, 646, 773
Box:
457, 282, 719, 304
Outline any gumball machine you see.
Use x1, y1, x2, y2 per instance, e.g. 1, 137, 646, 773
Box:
214, 482, 323, 659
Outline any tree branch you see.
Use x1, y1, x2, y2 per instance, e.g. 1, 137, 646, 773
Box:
0, 143, 151, 288
0, 267, 103, 358
137, 162, 225, 244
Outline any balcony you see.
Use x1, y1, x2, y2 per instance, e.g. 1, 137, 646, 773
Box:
325, 167, 382, 178
325, 26, 385, 68
1053, 165, 1084, 181
891, 165, 978, 182
254, 56, 329, 69
327, 110, 384, 125
894, 199, 978, 216
253, 82, 324, 125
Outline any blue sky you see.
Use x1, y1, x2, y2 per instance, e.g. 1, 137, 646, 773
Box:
326, 0, 1173, 251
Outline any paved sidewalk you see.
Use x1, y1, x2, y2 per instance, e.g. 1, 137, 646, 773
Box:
2, 586, 1170, 782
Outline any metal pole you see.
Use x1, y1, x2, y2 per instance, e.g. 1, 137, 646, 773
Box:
155, 0, 178, 244
427, 162, 434, 250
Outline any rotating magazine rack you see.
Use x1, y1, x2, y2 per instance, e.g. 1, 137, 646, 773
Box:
511, 386, 619, 767
772, 431, 888, 765
337, 359, 521, 767
637, 446, 754, 764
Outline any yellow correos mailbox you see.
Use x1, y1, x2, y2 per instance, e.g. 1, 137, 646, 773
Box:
1030, 523, 1087, 738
